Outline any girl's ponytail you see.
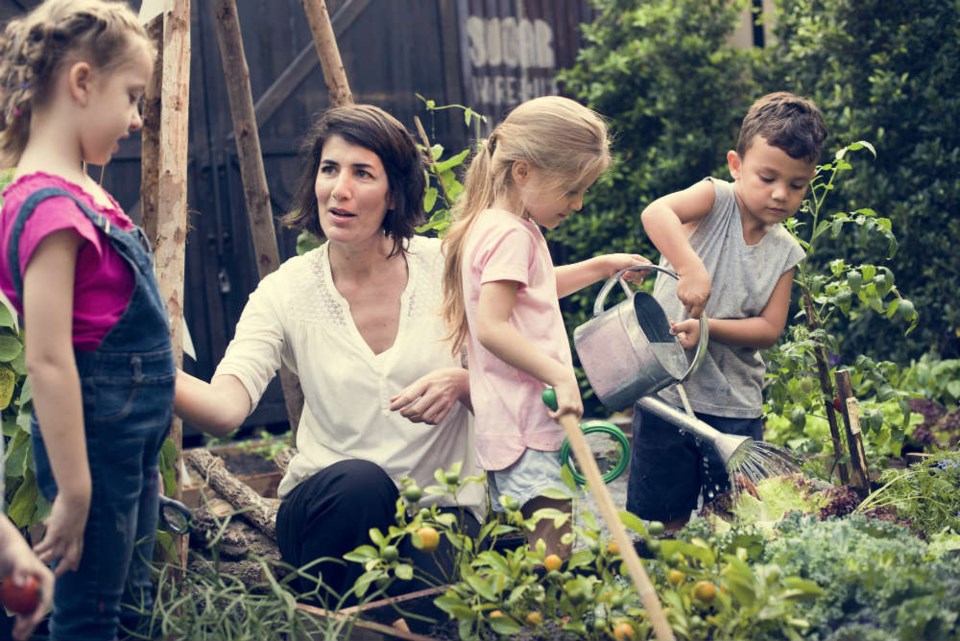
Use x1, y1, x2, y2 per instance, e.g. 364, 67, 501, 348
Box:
442, 137, 500, 355
442, 96, 610, 355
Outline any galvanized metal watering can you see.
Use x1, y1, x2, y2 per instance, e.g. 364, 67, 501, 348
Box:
573, 265, 709, 412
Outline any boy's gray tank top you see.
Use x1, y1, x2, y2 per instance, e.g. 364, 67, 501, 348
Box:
652, 178, 805, 418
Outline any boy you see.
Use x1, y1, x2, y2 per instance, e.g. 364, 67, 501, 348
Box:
626, 92, 827, 531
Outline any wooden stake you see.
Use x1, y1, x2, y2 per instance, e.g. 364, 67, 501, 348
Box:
299, 0, 353, 106
802, 290, 849, 483
140, 15, 163, 247
211, 0, 304, 432
556, 414, 674, 640
835, 369, 870, 491
153, 0, 191, 566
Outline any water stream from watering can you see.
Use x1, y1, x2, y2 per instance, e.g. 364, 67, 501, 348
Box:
727, 440, 800, 488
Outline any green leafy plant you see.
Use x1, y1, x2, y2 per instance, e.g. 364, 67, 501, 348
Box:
856, 449, 960, 539
0, 170, 48, 530
760, 0, 960, 361
765, 512, 960, 641
414, 94, 484, 237
764, 142, 919, 468
350, 464, 823, 641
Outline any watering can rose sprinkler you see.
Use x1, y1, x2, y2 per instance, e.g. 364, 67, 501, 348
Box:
574, 264, 755, 472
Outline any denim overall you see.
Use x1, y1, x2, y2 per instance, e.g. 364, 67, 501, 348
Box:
9, 187, 175, 641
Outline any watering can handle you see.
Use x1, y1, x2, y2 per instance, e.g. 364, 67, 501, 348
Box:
593, 264, 709, 384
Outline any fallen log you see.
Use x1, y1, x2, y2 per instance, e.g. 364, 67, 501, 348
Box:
189, 500, 281, 563
184, 449, 277, 539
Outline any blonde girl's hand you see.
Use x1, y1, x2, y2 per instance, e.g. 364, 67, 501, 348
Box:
669, 318, 701, 350
677, 262, 711, 318
604, 253, 653, 285
545, 377, 583, 421
34, 492, 89, 576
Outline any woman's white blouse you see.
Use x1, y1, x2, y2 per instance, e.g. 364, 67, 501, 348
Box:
214, 236, 484, 515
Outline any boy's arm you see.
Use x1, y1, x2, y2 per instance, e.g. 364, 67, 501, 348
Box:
22, 230, 89, 574
641, 181, 716, 317
671, 268, 795, 350
476, 280, 581, 419
555, 253, 650, 298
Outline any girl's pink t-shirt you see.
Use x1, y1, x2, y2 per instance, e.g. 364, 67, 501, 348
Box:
0, 172, 135, 351
461, 209, 572, 471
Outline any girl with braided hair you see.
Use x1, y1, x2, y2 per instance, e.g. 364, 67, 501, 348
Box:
0, 2, 168, 638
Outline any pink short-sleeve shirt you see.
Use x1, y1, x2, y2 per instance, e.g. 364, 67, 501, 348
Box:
0, 172, 135, 351
462, 209, 572, 470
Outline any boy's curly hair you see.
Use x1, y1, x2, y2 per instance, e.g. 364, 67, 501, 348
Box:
736, 91, 827, 163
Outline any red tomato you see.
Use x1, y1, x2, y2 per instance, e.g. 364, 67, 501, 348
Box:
0, 575, 41, 615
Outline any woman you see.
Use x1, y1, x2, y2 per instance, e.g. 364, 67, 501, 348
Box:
175, 104, 484, 600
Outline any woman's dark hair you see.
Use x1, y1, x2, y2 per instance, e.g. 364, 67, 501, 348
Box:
282, 104, 426, 257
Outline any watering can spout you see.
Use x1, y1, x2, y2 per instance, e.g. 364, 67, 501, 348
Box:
635, 396, 753, 469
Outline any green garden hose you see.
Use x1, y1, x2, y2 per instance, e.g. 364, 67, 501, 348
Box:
542, 388, 631, 485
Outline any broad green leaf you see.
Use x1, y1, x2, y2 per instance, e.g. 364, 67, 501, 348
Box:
0, 304, 15, 329
6, 469, 40, 527
0, 365, 15, 409
488, 616, 521, 635
0, 334, 23, 361
423, 187, 438, 213
395, 563, 413, 580
434, 148, 470, 173
3, 427, 30, 479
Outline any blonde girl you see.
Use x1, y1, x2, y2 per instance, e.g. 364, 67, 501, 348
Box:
0, 2, 168, 639
442, 96, 649, 555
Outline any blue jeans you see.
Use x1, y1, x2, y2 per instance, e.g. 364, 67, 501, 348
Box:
33, 349, 174, 641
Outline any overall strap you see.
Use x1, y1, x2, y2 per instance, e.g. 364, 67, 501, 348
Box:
8, 187, 112, 302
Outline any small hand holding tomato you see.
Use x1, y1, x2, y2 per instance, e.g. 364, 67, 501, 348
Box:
0, 517, 55, 641
1, 575, 42, 615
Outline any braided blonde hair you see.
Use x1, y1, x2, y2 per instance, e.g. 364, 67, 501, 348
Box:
0, 0, 153, 167
441, 95, 611, 355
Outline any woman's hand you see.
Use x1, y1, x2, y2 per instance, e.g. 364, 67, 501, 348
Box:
669, 318, 701, 350
33, 492, 89, 576
390, 368, 470, 425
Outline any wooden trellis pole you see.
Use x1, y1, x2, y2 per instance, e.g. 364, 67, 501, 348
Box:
300, 0, 354, 105
802, 290, 849, 484
139, 15, 163, 248
835, 370, 870, 491
212, 0, 304, 432
151, 0, 191, 576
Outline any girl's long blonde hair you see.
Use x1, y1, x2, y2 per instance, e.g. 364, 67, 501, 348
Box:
0, 0, 153, 167
441, 95, 611, 355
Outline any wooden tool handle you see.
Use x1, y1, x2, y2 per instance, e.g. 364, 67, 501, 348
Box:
555, 413, 674, 640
